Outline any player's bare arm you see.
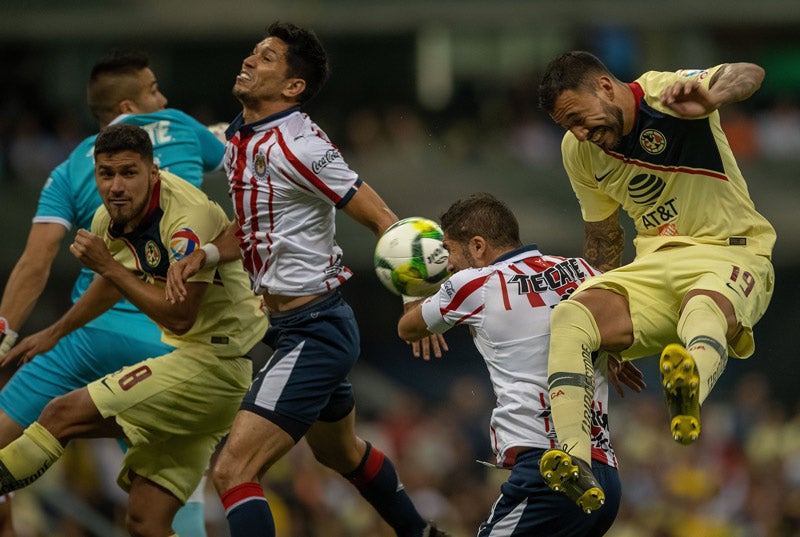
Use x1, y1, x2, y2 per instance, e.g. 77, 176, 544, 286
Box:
583, 211, 625, 272
0, 223, 67, 354
165, 220, 239, 304
398, 300, 445, 361
71, 228, 206, 334
340, 182, 398, 237
1, 272, 122, 367
660, 62, 764, 117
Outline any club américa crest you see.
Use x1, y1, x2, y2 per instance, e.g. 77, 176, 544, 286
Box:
640, 129, 666, 155
144, 240, 161, 267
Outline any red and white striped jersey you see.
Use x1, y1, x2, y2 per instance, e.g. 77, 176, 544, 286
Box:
420, 245, 617, 468
224, 108, 358, 296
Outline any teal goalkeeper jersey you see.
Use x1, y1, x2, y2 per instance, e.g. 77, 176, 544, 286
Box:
33, 108, 225, 312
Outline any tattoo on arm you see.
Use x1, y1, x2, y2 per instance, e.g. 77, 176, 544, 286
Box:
708, 63, 765, 106
584, 212, 625, 272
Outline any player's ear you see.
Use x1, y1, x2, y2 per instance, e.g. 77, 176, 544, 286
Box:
469, 236, 487, 257
118, 99, 136, 115
598, 76, 615, 100
284, 78, 306, 100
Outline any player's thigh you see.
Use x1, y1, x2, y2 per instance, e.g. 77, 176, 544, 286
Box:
88, 349, 250, 445
213, 410, 296, 488
0, 322, 172, 428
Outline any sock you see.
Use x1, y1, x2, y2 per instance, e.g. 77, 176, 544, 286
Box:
678, 295, 729, 404
343, 442, 426, 537
220, 482, 274, 537
0, 422, 64, 494
547, 300, 599, 464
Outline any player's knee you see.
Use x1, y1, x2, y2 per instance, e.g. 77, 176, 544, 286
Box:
126, 509, 168, 537
211, 456, 242, 494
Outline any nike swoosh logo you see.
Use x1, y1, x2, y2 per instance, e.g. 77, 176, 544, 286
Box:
100, 377, 114, 392
725, 282, 742, 296
594, 170, 612, 182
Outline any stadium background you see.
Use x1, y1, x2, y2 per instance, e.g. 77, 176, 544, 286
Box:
1, 1, 799, 535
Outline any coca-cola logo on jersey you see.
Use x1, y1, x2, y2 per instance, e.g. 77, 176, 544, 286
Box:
311, 149, 341, 174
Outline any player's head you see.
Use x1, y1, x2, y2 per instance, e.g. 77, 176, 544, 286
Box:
87, 49, 168, 127
538, 51, 626, 151
439, 193, 521, 272
94, 124, 159, 232
233, 21, 330, 114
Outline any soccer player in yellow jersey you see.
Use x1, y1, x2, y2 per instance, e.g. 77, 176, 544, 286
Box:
0, 123, 268, 537
535, 51, 775, 511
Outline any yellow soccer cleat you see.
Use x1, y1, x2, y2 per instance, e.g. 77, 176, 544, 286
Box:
539, 449, 605, 514
660, 343, 701, 445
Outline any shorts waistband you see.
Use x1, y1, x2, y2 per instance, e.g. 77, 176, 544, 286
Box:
266, 290, 340, 319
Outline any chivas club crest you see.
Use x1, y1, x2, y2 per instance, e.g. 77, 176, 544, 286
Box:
144, 240, 161, 267
254, 153, 267, 178
640, 129, 666, 154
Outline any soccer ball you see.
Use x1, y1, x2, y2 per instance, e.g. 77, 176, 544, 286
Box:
374, 217, 450, 297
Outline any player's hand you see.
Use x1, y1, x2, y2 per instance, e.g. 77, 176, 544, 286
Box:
69, 229, 116, 274
166, 250, 206, 304
607, 353, 646, 398
0, 326, 59, 368
0, 317, 18, 359
409, 333, 449, 361
659, 80, 718, 118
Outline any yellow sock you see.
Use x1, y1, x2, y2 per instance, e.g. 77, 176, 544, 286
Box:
0, 422, 64, 494
547, 300, 600, 464
678, 295, 728, 404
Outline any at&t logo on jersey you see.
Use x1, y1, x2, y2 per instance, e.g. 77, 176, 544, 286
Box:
169, 228, 200, 261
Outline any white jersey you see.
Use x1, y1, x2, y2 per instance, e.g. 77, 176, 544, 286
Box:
421, 245, 617, 468
224, 107, 358, 296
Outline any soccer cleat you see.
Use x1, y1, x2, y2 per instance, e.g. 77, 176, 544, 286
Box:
539, 449, 605, 514
423, 523, 452, 537
660, 343, 701, 445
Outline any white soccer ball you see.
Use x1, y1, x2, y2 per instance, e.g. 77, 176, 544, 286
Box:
374, 217, 450, 297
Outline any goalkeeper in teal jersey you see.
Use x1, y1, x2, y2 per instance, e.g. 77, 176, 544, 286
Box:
0, 50, 224, 536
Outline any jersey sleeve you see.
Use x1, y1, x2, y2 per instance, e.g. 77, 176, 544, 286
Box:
420, 269, 489, 333
562, 134, 620, 222
34, 160, 76, 229
164, 200, 229, 285
173, 110, 226, 172
273, 131, 360, 208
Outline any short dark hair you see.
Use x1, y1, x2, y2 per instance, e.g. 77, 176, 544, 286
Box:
538, 51, 612, 114
440, 193, 521, 249
94, 123, 153, 163
87, 49, 151, 123
267, 21, 330, 104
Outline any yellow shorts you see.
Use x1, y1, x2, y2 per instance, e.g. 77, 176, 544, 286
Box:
574, 244, 774, 360
87, 347, 251, 503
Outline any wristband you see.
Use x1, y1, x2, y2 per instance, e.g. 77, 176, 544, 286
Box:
402, 295, 420, 305
200, 243, 220, 267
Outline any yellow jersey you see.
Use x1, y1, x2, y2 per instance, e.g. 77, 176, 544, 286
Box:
91, 171, 267, 356
561, 65, 776, 258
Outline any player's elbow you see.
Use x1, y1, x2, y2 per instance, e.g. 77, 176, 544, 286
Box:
164, 315, 197, 335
